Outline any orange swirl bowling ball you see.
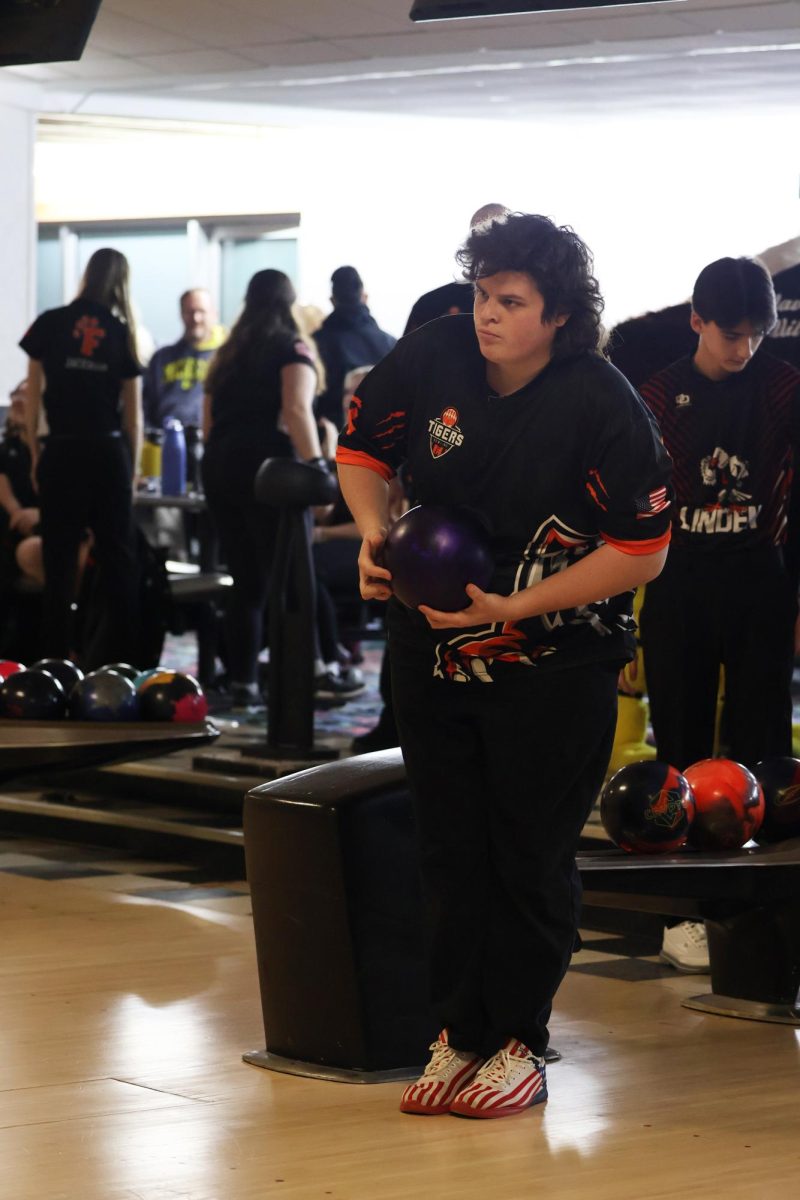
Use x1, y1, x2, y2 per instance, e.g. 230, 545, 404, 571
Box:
683, 758, 764, 850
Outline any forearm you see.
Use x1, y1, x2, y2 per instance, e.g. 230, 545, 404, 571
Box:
24, 360, 43, 470
505, 542, 668, 622
337, 464, 391, 538
282, 397, 323, 461
124, 409, 142, 475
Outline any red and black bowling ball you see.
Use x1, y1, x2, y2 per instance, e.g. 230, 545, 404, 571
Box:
383, 504, 493, 612
683, 758, 764, 850
0, 668, 67, 720
69, 669, 139, 721
600, 760, 695, 854
752, 757, 800, 843
0, 660, 25, 682
137, 670, 208, 722
32, 658, 84, 696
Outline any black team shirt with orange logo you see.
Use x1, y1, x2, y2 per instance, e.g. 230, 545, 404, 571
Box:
19, 299, 141, 436
337, 315, 673, 684
639, 353, 800, 553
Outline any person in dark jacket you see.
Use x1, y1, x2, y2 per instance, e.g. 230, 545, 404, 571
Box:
313, 267, 396, 425
403, 203, 509, 335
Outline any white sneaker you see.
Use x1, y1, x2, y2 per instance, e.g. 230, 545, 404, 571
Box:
399, 1030, 483, 1115
450, 1038, 547, 1119
660, 921, 710, 973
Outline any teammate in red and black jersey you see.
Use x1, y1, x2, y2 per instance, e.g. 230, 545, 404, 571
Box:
337, 213, 672, 1118
19, 247, 142, 666
638, 256, 800, 770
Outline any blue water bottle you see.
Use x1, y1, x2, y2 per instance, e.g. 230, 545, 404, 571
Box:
161, 418, 187, 496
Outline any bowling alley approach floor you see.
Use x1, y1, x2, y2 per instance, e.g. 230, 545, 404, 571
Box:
2, 641, 800, 1196
1, 831, 798, 1200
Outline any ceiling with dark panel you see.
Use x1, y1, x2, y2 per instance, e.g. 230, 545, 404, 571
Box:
5, 1, 799, 119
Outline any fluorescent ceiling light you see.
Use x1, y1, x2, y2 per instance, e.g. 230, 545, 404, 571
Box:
410, 0, 686, 21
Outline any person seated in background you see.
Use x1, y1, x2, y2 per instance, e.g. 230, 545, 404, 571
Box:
0, 379, 44, 588
313, 267, 396, 426
143, 288, 225, 431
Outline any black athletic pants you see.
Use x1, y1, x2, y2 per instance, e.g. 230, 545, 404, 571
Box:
37, 435, 138, 666
204, 443, 323, 685
640, 544, 795, 771
390, 640, 618, 1059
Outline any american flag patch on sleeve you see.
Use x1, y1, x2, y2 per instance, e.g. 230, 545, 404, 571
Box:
635, 486, 669, 516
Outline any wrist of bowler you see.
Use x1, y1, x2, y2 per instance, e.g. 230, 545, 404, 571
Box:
358, 528, 392, 600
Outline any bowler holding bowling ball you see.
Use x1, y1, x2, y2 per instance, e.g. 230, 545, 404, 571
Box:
338, 213, 673, 1119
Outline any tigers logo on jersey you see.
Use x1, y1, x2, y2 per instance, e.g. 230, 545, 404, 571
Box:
428, 406, 464, 459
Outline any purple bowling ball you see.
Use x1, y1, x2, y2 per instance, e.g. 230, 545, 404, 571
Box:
383, 505, 493, 612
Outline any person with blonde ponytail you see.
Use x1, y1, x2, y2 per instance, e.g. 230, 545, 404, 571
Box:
19, 247, 143, 666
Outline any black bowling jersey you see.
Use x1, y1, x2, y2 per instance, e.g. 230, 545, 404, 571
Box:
337, 315, 672, 683
640, 354, 800, 553
768, 263, 800, 369
20, 299, 140, 437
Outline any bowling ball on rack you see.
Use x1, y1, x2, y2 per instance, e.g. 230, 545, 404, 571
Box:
69, 669, 139, 721
752, 757, 800, 843
136, 669, 208, 722
0, 668, 67, 720
97, 662, 139, 682
133, 668, 161, 690
383, 504, 493, 612
684, 758, 764, 850
0, 660, 25, 682
600, 760, 695, 854
31, 658, 84, 696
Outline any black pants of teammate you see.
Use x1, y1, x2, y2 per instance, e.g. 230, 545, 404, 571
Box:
640, 545, 796, 771
202, 474, 280, 686
37, 435, 137, 666
312, 536, 361, 663
204, 443, 324, 685
391, 642, 618, 1059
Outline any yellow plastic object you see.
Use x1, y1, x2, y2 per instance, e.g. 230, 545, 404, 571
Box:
140, 437, 162, 480
606, 694, 656, 777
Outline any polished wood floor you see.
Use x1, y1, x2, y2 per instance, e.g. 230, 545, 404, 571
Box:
1, 859, 798, 1200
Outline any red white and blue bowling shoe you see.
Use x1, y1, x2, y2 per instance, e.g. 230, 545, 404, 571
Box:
450, 1037, 547, 1118
399, 1030, 483, 1115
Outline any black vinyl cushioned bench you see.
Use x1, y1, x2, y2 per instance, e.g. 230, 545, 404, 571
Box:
242, 749, 800, 1083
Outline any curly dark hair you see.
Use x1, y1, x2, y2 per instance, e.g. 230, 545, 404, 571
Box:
456, 212, 605, 359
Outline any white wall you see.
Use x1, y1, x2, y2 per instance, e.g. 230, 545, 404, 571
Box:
0, 80, 38, 397
34, 105, 800, 339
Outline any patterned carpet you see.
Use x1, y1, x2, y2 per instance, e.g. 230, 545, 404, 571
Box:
160, 631, 386, 743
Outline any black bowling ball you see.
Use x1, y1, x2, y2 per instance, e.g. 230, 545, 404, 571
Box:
69, 670, 139, 721
98, 662, 139, 682
31, 658, 84, 696
0, 669, 67, 720
753, 757, 800, 843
